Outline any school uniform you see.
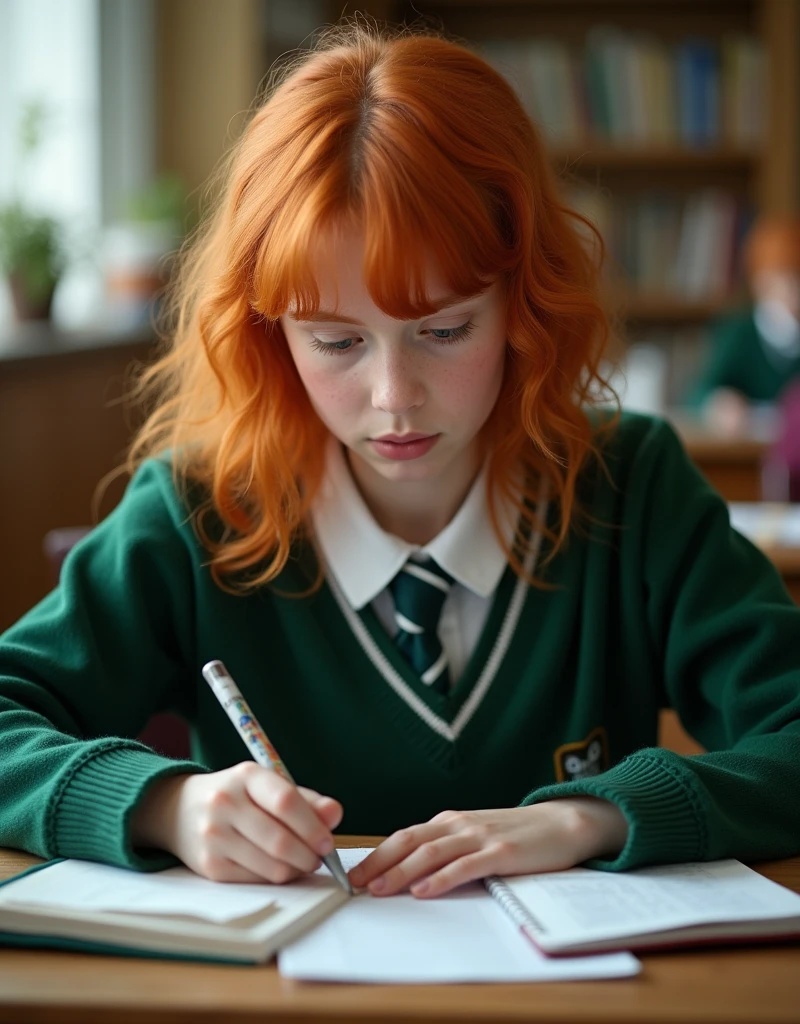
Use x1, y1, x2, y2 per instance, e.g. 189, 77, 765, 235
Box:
693, 302, 800, 403
0, 413, 798, 873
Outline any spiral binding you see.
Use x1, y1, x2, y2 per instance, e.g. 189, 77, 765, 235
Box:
484, 876, 548, 935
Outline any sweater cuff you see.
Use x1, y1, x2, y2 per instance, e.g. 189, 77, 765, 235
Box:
520, 752, 708, 871
50, 745, 208, 871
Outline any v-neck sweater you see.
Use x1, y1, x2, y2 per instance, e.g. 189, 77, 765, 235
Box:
1, 412, 799, 873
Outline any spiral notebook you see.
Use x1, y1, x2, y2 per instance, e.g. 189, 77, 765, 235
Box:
484, 858, 800, 956
279, 850, 800, 981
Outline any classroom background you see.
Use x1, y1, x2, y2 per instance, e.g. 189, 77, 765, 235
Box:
1, 0, 799, 651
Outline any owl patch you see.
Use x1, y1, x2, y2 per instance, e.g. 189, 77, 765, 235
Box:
553, 727, 608, 782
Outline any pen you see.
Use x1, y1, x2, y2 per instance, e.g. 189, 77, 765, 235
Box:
201, 659, 353, 896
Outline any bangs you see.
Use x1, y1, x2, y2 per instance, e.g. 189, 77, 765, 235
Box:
250, 105, 519, 322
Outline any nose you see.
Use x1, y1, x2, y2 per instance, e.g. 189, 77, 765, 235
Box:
370, 347, 425, 415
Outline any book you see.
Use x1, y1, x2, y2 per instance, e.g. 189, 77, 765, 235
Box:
486, 859, 800, 956
0, 857, 349, 964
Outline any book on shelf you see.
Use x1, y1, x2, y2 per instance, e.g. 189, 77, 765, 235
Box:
1, 852, 799, 981
480, 29, 765, 150
567, 183, 751, 304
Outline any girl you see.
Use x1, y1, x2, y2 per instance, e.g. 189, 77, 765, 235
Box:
1, 24, 798, 901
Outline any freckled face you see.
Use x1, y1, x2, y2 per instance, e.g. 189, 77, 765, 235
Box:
279, 229, 508, 491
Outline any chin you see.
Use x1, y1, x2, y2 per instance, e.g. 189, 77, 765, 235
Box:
366, 451, 449, 484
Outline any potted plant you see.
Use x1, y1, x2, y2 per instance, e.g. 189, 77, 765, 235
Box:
103, 173, 188, 328
0, 101, 66, 321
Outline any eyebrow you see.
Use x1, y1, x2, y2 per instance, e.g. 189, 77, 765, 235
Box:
288, 292, 481, 326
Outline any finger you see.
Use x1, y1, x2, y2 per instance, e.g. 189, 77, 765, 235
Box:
360, 830, 473, 895
195, 845, 291, 885
297, 788, 344, 831
243, 770, 334, 858
349, 825, 441, 887
227, 826, 312, 884
410, 849, 500, 899
233, 802, 323, 874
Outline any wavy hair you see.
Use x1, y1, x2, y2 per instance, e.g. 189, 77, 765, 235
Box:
128, 21, 615, 592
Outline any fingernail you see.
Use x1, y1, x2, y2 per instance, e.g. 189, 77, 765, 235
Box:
370, 876, 386, 894
318, 837, 333, 855
412, 880, 429, 895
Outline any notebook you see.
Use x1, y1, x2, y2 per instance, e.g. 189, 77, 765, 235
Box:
487, 858, 800, 956
0, 858, 349, 963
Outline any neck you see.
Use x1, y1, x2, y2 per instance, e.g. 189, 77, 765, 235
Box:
347, 447, 482, 545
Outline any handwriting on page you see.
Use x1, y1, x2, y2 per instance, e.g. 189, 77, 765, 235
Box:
504, 861, 799, 943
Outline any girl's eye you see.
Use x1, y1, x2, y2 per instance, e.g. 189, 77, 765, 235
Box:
425, 321, 475, 344
309, 336, 359, 355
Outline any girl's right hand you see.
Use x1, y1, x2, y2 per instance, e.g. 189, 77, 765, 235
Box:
129, 763, 343, 883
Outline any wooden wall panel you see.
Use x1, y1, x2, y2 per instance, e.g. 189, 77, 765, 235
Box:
0, 342, 151, 632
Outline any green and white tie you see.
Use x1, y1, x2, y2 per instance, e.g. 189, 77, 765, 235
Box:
389, 558, 454, 694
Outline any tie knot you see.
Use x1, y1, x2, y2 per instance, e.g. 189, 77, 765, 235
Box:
390, 559, 453, 627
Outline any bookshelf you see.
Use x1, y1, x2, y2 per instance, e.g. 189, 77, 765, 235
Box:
315, 0, 800, 405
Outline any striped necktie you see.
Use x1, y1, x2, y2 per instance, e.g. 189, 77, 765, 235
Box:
389, 558, 454, 694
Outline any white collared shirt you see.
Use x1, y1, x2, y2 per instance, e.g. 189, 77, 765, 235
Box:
310, 441, 518, 684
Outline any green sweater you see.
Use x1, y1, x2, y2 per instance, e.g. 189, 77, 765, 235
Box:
692, 308, 800, 404
1, 414, 799, 874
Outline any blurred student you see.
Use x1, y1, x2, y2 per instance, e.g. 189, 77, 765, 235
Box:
693, 216, 800, 435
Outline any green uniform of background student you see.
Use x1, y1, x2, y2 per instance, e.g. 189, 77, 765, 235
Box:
692, 216, 800, 434
0, 24, 798, 900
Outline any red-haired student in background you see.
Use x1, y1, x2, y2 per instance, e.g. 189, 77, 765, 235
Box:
0, 25, 798, 898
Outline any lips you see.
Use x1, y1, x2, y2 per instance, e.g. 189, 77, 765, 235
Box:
373, 433, 433, 443
369, 433, 440, 461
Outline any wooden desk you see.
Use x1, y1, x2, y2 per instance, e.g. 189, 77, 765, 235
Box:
672, 416, 773, 503
1, 843, 799, 1024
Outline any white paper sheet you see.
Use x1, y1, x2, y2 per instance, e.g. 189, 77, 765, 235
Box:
0, 860, 297, 923
280, 848, 640, 983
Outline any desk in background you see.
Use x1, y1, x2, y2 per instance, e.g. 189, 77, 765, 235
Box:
669, 409, 777, 502
730, 502, 800, 604
0, 843, 798, 1024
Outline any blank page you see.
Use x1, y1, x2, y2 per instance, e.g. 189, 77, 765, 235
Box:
280, 849, 640, 982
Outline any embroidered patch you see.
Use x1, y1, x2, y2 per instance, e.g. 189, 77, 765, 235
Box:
553, 727, 608, 782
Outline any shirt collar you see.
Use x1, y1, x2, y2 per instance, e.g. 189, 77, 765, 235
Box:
310, 439, 518, 610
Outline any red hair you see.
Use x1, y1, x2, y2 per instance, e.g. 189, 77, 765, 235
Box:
129, 22, 614, 591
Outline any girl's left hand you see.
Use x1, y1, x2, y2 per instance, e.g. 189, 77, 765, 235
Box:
348, 798, 628, 898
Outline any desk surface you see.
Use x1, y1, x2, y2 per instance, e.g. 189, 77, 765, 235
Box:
0, 843, 799, 1024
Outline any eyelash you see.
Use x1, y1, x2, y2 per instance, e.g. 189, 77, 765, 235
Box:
309, 320, 476, 356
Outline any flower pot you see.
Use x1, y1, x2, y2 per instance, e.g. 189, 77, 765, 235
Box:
8, 270, 57, 321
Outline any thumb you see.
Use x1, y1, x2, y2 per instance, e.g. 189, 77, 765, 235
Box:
298, 787, 344, 831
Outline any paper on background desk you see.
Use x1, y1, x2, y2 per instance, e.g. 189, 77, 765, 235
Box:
729, 503, 800, 547
279, 848, 641, 983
